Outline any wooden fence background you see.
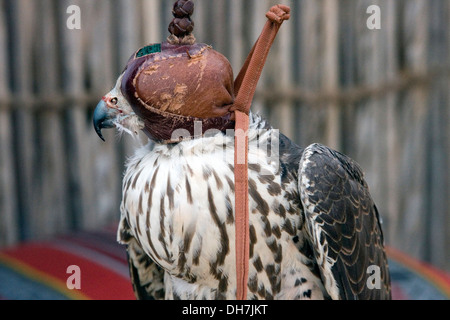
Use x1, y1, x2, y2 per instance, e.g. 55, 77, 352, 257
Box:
0, 0, 449, 272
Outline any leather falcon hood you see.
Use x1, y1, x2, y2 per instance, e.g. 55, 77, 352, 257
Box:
119, 1, 235, 143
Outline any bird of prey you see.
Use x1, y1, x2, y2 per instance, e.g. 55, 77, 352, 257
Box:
93, 1, 391, 300
94, 90, 391, 300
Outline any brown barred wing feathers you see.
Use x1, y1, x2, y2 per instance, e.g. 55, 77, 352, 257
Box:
118, 216, 166, 300
299, 143, 391, 300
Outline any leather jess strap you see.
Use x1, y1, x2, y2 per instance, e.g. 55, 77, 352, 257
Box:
231, 5, 290, 300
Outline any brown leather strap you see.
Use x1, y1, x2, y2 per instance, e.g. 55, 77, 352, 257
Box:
232, 5, 290, 300
234, 110, 250, 300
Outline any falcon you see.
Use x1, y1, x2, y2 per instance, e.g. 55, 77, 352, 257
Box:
94, 94, 391, 300
93, 1, 391, 300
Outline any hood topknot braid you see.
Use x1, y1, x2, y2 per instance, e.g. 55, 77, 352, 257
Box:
168, 0, 196, 44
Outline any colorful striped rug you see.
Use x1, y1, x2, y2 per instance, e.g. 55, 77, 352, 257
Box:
0, 228, 449, 300
0, 228, 135, 300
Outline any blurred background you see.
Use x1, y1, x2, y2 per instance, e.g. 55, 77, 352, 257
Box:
0, 0, 449, 275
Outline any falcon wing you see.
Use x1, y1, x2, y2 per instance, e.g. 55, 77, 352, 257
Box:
299, 143, 391, 300
118, 217, 166, 300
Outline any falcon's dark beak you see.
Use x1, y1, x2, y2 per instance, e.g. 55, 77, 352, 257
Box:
93, 99, 118, 141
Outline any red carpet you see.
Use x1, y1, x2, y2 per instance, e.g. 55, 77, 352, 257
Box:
0, 228, 135, 300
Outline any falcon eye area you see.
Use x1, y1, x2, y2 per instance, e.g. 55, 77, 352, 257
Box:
111, 97, 118, 105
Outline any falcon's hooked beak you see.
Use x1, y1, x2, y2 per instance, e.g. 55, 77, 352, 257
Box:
93, 95, 120, 141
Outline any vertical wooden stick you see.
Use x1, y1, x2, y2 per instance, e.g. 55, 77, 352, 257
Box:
33, 0, 69, 238
10, 0, 35, 241
0, 0, 18, 246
